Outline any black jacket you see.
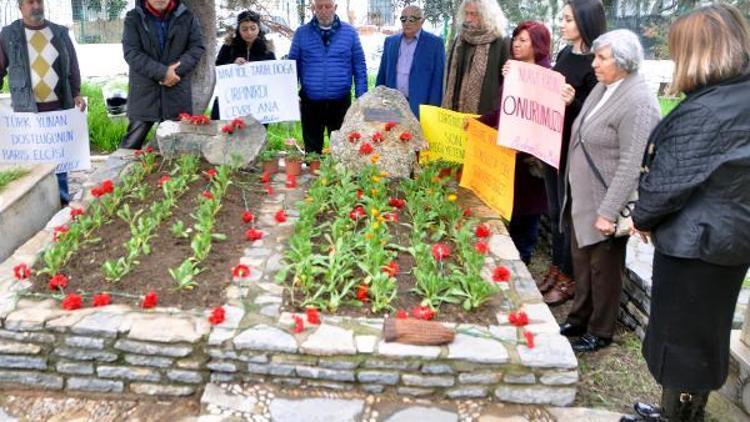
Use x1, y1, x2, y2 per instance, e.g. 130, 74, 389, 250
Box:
633, 72, 750, 266
122, 0, 205, 121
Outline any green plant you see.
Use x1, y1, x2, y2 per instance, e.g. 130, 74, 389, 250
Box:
0, 168, 30, 192
258, 148, 279, 162
304, 152, 322, 163
80, 83, 129, 152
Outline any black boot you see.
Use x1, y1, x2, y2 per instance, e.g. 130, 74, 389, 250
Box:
119, 120, 155, 150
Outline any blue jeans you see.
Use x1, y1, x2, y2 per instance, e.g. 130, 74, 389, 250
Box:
56, 172, 70, 206
543, 164, 573, 276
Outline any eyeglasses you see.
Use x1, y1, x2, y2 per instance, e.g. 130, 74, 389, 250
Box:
399, 16, 421, 23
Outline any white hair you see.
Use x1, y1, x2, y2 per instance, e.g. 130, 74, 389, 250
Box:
455, 0, 508, 38
592, 29, 644, 73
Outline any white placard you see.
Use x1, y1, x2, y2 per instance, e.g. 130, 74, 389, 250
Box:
215, 60, 301, 124
0, 108, 91, 174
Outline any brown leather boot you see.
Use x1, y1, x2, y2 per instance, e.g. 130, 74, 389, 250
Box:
543, 274, 575, 306
538, 265, 560, 293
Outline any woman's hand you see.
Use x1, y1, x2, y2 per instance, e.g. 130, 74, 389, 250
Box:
561, 83, 575, 105
502, 61, 512, 78
631, 227, 651, 243
234, 57, 247, 65
595, 215, 616, 236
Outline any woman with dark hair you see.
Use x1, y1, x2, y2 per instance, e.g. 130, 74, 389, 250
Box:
541, 0, 607, 307
211, 10, 276, 120
476, 21, 551, 264
623, 4, 750, 421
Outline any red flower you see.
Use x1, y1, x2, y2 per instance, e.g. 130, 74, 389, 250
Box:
463, 208, 473, 217
306, 307, 321, 325
53, 225, 68, 242
202, 191, 215, 201
13, 263, 31, 280
382, 261, 400, 278
178, 112, 191, 121
61, 293, 82, 311
141, 291, 158, 308
204, 169, 218, 179
388, 197, 406, 209
231, 118, 246, 130
158, 175, 170, 187
475, 224, 491, 238
523, 330, 535, 349
274, 209, 287, 223
396, 309, 408, 319
91, 186, 104, 198
242, 211, 255, 224
492, 266, 511, 282
383, 212, 399, 223
293, 315, 305, 333
70, 207, 84, 220
431, 243, 451, 261
356, 190, 364, 199
347, 131, 361, 143
48, 273, 68, 291
411, 305, 436, 320
208, 307, 226, 325
265, 185, 274, 195
92, 293, 111, 307
245, 228, 264, 241
356, 284, 369, 302
191, 115, 209, 125
101, 180, 114, 194
384, 121, 397, 132
285, 174, 297, 188
232, 264, 251, 278
474, 241, 489, 255
221, 124, 235, 135
399, 132, 412, 142
508, 311, 529, 327
349, 206, 366, 221
371, 131, 385, 143
358, 142, 374, 155
145, 146, 154, 153
260, 172, 271, 183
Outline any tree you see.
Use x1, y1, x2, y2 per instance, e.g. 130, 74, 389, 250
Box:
183, 0, 216, 115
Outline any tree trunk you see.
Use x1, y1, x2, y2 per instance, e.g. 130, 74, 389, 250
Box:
183, 0, 216, 115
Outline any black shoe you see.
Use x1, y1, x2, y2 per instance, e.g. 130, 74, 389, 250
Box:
619, 415, 642, 422
559, 322, 586, 337
634, 402, 663, 419
571, 333, 612, 352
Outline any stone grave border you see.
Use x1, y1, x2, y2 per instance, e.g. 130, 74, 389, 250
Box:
0, 151, 577, 405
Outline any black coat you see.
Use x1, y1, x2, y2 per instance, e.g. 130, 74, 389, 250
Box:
633, 72, 750, 266
122, 1, 205, 121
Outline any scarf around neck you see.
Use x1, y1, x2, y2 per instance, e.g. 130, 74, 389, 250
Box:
144, 0, 177, 20
442, 27, 499, 113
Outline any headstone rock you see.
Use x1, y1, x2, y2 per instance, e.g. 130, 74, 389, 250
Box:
330, 86, 427, 178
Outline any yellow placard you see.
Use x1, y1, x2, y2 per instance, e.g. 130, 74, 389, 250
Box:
418, 105, 477, 164
460, 119, 516, 220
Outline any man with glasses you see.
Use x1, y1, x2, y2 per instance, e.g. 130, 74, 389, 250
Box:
376, 5, 444, 118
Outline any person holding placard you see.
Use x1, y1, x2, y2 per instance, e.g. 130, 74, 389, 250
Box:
0, 0, 86, 206
540, 0, 607, 306
211, 10, 276, 120
560, 29, 660, 353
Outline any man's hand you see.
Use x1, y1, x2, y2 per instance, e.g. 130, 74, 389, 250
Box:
161, 61, 181, 87
74, 96, 87, 112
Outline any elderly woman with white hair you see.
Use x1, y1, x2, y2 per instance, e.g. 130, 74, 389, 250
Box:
558, 29, 661, 353
442, 0, 509, 114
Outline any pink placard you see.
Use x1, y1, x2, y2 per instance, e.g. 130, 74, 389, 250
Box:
497, 60, 566, 169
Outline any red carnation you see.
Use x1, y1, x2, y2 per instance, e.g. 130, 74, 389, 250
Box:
260, 172, 271, 183
202, 191, 215, 201
356, 284, 369, 302
91, 186, 104, 198
524, 330, 535, 349
347, 131, 361, 143
274, 209, 287, 223
265, 185, 274, 195
204, 169, 218, 179
292, 315, 305, 333
231, 118, 246, 130
13, 263, 31, 280
306, 307, 321, 325
349, 206, 366, 221
221, 124, 235, 135
70, 207, 84, 220
384, 121, 397, 132
371, 131, 385, 143
474, 241, 489, 255
232, 264, 251, 278
359, 142, 374, 155
242, 211, 255, 224
475, 224, 491, 238
178, 112, 191, 121
411, 305, 436, 321
285, 174, 297, 188
53, 225, 68, 242
396, 309, 408, 319
508, 311, 529, 327
145, 146, 154, 153
101, 180, 114, 194
141, 290, 158, 309
399, 132, 412, 142
158, 175, 170, 187
492, 266, 511, 282
92, 293, 111, 307
61, 293, 82, 311
383, 212, 399, 223
245, 228, 264, 241
356, 190, 364, 199
388, 197, 406, 209
208, 306, 226, 325
382, 261, 400, 278
463, 208, 473, 217
48, 273, 68, 291
431, 243, 451, 261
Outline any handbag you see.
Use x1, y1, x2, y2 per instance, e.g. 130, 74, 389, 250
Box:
577, 116, 636, 238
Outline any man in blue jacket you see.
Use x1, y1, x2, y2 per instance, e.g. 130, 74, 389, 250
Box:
288, 0, 367, 154
376, 5, 444, 119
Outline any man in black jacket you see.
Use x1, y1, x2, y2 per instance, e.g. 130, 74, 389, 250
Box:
119, 0, 205, 150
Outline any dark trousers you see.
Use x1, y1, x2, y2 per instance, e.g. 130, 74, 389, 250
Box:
300, 93, 351, 154
544, 164, 573, 276
566, 225, 628, 339
56, 172, 69, 206
509, 214, 541, 264
119, 120, 156, 150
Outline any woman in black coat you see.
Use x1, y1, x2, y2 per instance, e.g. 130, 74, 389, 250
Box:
624, 4, 750, 421
211, 10, 276, 120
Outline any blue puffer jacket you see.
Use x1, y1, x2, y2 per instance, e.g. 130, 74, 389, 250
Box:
288, 18, 367, 100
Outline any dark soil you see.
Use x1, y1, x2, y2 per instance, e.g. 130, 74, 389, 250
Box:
30, 162, 263, 310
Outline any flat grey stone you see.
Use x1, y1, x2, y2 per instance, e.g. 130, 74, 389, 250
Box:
233, 324, 297, 353
114, 339, 192, 357
201, 383, 257, 413
0, 330, 54, 344
0, 355, 46, 370
53, 346, 117, 362
504, 372, 536, 384
260, 304, 281, 318
67, 377, 124, 393
385, 407, 458, 422
207, 348, 239, 360
128, 315, 205, 343
129, 383, 196, 396
267, 363, 296, 376
97, 365, 161, 382
254, 294, 282, 305
355, 335, 377, 354
540, 370, 579, 386
3, 308, 61, 331
0, 370, 62, 389
206, 360, 237, 372
318, 357, 362, 370
362, 384, 385, 393
447, 333, 508, 363
396, 387, 435, 397
494, 385, 576, 406
167, 369, 204, 384
546, 407, 623, 422
65, 336, 105, 350
269, 398, 364, 422
71, 311, 126, 338
0, 340, 41, 355
176, 357, 206, 369
376, 341, 440, 359
247, 363, 269, 374
446, 386, 489, 398
295, 366, 355, 382
238, 353, 268, 363
124, 354, 174, 368
421, 363, 454, 375
402, 374, 455, 388
363, 359, 420, 371
56, 361, 93, 375
207, 328, 236, 346
488, 234, 520, 260
517, 334, 577, 369
301, 324, 356, 355
357, 370, 399, 385
457, 371, 502, 385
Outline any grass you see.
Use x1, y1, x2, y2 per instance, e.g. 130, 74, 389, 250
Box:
0, 168, 30, 193
81, 83, 129, 153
